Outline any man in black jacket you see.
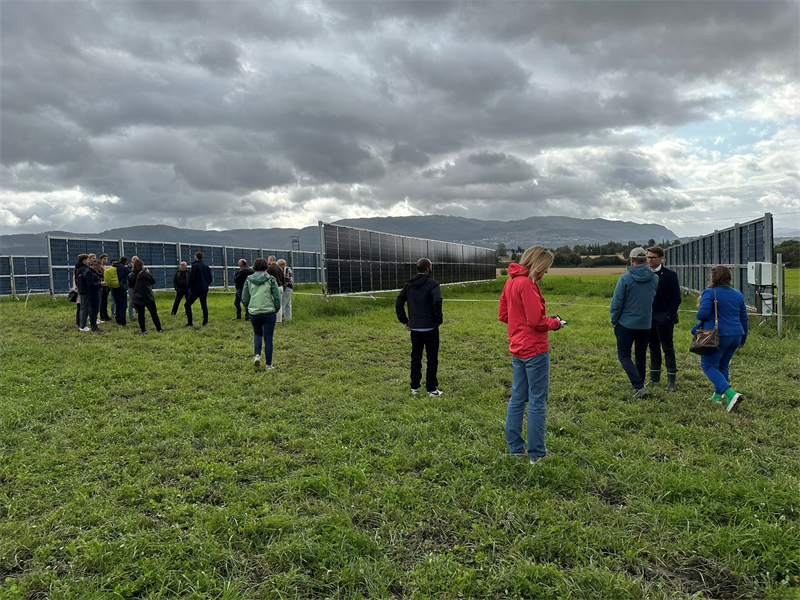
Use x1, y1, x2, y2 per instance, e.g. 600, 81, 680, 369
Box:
172, 261, 190, 316
396, 258, 444, 397
232, 259, 254, 321
83, 259, 107, 333
74, 254, 89, 329
113, 257, 132, 326
647, 246, 682, 391
185, 252, 213, 327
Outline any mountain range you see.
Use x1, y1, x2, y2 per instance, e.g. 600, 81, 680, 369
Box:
0, 216, 679, 256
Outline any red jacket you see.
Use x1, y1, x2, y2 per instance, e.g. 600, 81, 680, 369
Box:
499, 263, 561, 358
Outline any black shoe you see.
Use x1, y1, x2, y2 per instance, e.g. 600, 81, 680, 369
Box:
183, 323, 193, 328
157, 329, 165, 333
232, 316, 241, 320
141, 330, 149, 335
171, 312, 177, 316
202, 322, 208, 326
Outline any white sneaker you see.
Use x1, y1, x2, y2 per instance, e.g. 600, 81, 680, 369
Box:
265, 364, 276, 370
428, 390, 444, 397
411, 388, 420, 396
80, 326, 90, 332
254, 354, 261, 367
97, 320, 105, 324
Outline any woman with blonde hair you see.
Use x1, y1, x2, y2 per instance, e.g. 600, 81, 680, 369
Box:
499, 245, 565, 465
692, 265, 748, 411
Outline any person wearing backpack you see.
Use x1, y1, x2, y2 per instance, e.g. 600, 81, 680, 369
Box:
99, 254, 111, 322
243, 257, 281, 369
128, 258, 164, 334
108, 259, 118, 317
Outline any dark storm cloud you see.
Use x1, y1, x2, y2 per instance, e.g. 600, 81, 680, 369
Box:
1, 1, 797, 233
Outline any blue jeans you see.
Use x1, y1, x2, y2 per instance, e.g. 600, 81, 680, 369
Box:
506, 352, 550, 458
250, 312, 277, 364
614, 325, 649, 389
701, 335, 742, 394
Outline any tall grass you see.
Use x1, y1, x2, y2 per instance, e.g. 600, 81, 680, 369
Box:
1, 276, 798, 599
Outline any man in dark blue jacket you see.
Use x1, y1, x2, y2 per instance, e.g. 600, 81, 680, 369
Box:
172, 261, 190, 316
113, 257, 132, 326
646, 246, 682, 391
396, 258, 444, 397
185, 252, 213, 327
232, 259, 254, 321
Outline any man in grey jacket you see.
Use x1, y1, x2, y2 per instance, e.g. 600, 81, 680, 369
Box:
610, 247, 659, 398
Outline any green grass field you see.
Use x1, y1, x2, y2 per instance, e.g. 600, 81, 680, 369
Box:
2, 275, 798, 599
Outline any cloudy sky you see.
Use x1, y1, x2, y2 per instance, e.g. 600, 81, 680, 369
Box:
1, 1, 798, 237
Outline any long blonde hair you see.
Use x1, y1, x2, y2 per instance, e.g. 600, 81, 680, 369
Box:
519, 245, 554, 281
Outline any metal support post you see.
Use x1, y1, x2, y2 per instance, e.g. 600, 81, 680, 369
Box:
9, 254, 17, 300
46, 235, 55, 298
119, 239, 126, 261
776, 253, 784, 338
733, 222, 741, 291
222, 246, 229, 290
318, 221, 327, 298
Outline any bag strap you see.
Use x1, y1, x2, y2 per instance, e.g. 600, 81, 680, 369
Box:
712, 288, 718, 327
130, 271, 143, 307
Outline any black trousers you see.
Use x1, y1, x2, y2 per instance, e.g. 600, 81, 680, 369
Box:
614, 324, 649, 389
185, 290, 208, 325
172, 288, 189, 315
136, 301, 162, 332
100, 286, 110, 320
88, 291, 101, 330
649, 313, 677, 372
410, 328, 439, 392
112, 288, 128, 325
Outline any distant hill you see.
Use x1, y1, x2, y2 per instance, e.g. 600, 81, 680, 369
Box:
0, 216, 679, 256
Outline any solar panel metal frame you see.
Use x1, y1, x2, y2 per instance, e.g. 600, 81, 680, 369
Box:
318, 221, 496, 296
663, 213, 772, 310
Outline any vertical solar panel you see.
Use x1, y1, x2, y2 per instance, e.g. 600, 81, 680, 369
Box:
320, 223, 496, 295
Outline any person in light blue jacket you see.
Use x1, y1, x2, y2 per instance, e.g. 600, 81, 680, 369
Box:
692, 265, 748, 412
610, 247, 659, 398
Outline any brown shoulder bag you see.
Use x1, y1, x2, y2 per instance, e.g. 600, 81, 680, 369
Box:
690, 288, 720, 355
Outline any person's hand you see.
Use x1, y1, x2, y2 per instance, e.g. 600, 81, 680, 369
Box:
738, 343, 745, 349
101, 281, 106, 286
404, 323, 411, 331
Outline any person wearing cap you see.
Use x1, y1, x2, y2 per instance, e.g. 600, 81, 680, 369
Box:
646, 245, 682, 391
610, 247, 659, 398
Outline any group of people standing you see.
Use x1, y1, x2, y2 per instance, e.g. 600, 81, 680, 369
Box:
71, 252, 294, 367
396, 244, 750, 467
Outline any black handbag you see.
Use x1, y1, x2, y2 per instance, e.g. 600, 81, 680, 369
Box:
68, 290, 78, 303
690, 289, 720, 355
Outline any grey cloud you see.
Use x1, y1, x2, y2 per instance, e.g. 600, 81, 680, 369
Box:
423, 152, 538, 186
602, 150, 679, 190
187, 39, 243, 76
0, 112, 93, 166
391, 143, 430, 167
281, 130, 385, 184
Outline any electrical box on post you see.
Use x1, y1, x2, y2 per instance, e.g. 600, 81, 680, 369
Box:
747, 262, 774, 286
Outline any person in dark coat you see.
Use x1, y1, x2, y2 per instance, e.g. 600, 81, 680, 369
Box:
73, 254, 89, 329
82, 259, 107, 333
184, 251, 213, 327
99, 253, 111, 321
172, 261, 190, 316
395, 258, 444, 397
232, 259, 254, 321
646, 246, 682, 391
113, 257, 132, 326
128, 258, 163, 334
267, 255, 285, 323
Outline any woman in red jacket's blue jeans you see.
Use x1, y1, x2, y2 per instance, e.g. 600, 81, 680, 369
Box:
499, 246, 564, 465
692, 265, 749, 412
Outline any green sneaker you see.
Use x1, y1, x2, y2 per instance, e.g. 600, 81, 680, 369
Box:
724, 388, 743, 413
709, 392, 724, 404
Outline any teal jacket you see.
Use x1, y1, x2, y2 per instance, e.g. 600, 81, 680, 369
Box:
610, 264, 659, 329
242, 272, 281, 314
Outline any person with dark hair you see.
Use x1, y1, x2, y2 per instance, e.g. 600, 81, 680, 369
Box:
232, 259, 254, 321
243, 257, 281, 369
128, 255, 139, 323
128, 258, 164, 334
646, 246, 682, 391
112, 257, 131, 326
185, 251, 212, 327
267, 255, 285, 324
98, 253, 111, 322
172, 261, 190, 316
108, 259, 118, 318
82, 259, 107, 333
692, 265, 748, 412
396, 257, 444, 397
73, 254, 89, 330
499, 245, 565, 464
610, 247, 659, 398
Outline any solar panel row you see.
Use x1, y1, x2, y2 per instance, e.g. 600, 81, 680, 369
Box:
322, 224, 496, 295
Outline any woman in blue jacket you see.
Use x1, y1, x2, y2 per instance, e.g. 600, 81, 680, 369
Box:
692, 265, 749, 412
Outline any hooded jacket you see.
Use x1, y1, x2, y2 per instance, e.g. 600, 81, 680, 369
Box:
395, 273, 443, 330
81, 267, 103, 296
610, 264, 659, 329
498, 263, 561, 359
188, 259, 213, 293
242, 272, 281, 314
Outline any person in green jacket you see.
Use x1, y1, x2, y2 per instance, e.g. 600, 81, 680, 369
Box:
243, 257, 282, 369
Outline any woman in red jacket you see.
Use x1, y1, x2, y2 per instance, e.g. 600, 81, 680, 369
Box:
499, 245, 564, 465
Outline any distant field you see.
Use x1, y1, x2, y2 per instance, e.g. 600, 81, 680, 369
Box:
1, 277, 798, 599
785, 268, 799, 297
